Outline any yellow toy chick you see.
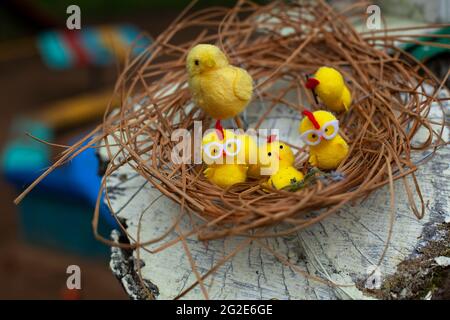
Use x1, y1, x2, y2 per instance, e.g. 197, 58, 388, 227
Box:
202, 127, 248, 189
305, 66, 352, 112
187, 44, 253, 129
299, 110, 349, 170
268, 166, 305, 190
254, 135, 304, 190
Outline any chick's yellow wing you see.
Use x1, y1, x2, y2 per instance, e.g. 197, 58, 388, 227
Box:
341, 86, 352, 111
308, 153, 318, 167
332, 135, 350, 165
336, 135, 349, 152
188, 76, 204, 106
203, 166, 214, 179
232, 66, 253, 102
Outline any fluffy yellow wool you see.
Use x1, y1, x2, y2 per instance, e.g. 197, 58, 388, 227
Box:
238, 133, 258, 166
268, 165, 304, 190
248, 139, 304, 190
203, 164, 247, 189
187, 44, 253, 120
201, 128, 248, 188
259, 141, 295, 175
202, 129, 236, 165
248, 140, 296, 178
311, 66, 352, 112
299, 110, 349, 170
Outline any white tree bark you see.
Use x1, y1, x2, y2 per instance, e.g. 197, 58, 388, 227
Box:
105, 97, 449, 300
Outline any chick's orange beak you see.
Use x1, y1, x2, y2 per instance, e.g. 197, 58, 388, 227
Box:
305, 77, 320, 89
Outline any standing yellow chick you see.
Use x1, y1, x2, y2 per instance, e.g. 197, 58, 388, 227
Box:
187, 44, 253, 129
299, 110, 349, 170
254, 135, 304, 190
305, 66, 352, 112
202, 127, 248, 188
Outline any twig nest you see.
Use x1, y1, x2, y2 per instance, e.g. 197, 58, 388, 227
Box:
91, 1, 448, 241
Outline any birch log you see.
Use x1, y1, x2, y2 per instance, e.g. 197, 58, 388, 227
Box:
105, 93, 449, 300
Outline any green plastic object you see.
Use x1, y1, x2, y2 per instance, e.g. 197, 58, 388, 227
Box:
404, 26, 450, 62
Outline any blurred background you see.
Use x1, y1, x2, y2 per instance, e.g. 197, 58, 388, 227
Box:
0, 0, 448, 299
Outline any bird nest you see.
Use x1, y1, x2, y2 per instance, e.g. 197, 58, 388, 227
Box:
16, 0, 448, 274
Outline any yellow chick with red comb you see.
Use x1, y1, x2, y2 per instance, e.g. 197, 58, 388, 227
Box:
256, 135, 304, 190
305, 67, 351, 112
202, 124, 248, 189
299, 110, 349, 170
187, 44, 253, 131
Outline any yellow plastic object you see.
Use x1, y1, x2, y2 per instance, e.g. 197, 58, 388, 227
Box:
38, 90, 117, 130
98, 26, 128, 62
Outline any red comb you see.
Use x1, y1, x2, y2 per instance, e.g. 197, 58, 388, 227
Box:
215, 120, 224, 140
302, 110, 320, 129
267, 134, 277, 143
305, 77, 320, 89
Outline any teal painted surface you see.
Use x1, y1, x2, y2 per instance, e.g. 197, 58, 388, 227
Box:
18, 192, 110, 259
405, 26, 450, 61
36, 31, 74, 69
1, 120, 115, 259
1, 119, 51, 174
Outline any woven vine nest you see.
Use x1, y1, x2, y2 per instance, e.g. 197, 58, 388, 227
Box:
16, 0, 448, 246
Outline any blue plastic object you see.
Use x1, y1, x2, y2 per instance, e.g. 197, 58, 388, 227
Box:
36, 31, 74, 69
1, 120, 117, 258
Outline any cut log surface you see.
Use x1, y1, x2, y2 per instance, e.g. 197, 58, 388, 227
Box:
104, 97, 449, 300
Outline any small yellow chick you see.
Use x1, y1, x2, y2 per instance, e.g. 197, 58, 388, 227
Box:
203, 165, 247, 189
256, 135, 304, 190
305, 66, 352, 112
268, 166, 304, 190
299, 110, 349, 170
202, 127, 248, 188
248, 135, 294, 178
187, 44, 253, 128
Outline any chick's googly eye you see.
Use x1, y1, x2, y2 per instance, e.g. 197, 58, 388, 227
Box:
279, 145, 283, 149
300, 130, 321, 146
322, 120, 339, 140
203, 142, 223, 159
268, 152, 272, 157
224, 138, 241, 156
